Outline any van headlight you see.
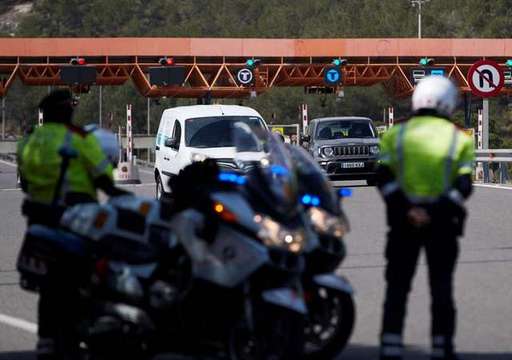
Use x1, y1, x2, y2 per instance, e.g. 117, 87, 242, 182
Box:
254, 215, 305, 253
322, 147, 334, 158
369, 145, 380, 155
308, 207, 349, 239
191, 153, 209, 162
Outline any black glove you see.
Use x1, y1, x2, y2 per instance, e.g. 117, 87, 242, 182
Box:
169, 159, 219, 209
434, 191, 467, 236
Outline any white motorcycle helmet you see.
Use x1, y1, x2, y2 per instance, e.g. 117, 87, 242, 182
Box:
84, 124, 120, 166
412, 75, 459, 118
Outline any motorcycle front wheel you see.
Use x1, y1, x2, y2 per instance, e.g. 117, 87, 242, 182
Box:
228, 303, 304, 360
303, 286, 355, 360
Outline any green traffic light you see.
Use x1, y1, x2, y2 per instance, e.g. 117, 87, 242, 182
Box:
332, 59, 341, 66
506, 59, 512, 68
419, 57, 434, 66
246, 59, 255, 67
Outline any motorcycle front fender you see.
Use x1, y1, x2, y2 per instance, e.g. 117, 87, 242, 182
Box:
262, 287, 307, 315
313, 273, 354, 295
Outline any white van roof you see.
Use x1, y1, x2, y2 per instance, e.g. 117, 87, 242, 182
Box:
162, 105, 263, 120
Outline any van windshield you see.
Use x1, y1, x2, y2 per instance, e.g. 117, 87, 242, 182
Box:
185, 116, 266, 148
315, 119, 376, 140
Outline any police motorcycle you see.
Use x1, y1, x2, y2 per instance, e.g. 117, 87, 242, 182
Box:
160, 126, 308, 359
235, 126, 356, 359
17, 194, 179, 359
17, 125, 171, 360
287, 145, 355, 360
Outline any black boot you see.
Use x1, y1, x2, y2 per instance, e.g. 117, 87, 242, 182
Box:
431, 335, 459, 360
380, 333, 403, 360
37, 337, 55, 360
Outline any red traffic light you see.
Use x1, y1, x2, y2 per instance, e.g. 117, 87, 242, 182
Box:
159, 57, 175, 66
70, 57, 86, 65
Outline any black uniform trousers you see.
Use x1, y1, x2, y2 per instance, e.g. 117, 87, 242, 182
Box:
381, 221, 459, 355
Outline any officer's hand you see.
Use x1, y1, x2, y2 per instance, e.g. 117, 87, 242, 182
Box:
407, 207, 431, 227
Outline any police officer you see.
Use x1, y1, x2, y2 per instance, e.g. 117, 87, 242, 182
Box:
377, 76, 474, 360
18, 89, 127, 359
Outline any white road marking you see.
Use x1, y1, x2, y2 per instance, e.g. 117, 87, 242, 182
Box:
0, 313, 37, 334
0, 159, 17, 168
0, 187, 21, 192
475, 183, 512, 191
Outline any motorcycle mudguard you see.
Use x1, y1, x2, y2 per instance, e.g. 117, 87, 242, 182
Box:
172, 210, 268, 288
262, 288, 307, 314
193, 224, 268, 287
313, 273, 354, 294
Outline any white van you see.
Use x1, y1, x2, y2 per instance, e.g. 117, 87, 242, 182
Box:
154, 105, 268, 198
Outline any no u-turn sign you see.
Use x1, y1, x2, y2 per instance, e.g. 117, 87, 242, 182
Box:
467, 60, 504, 97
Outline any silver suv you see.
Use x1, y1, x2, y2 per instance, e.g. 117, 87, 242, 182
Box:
302, 117, 380, 185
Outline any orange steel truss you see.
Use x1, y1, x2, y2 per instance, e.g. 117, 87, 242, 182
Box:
1, 38, 512, 98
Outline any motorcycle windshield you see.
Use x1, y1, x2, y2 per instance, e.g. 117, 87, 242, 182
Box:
233, 123, 299, 215
288, 145, 339, 215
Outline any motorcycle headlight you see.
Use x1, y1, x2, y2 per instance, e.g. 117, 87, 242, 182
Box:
322, 147, 334, 158
369, 145, 380, 155
255, 215, 305, 253
308, 207, 349, 239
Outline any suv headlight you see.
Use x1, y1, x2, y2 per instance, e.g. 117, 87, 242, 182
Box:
322, 147, 334, 157
369, 145, 380, 155
255, 215, 305, 253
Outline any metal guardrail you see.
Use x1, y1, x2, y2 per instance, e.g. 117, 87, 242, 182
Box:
474, 149, 511, 184
475, 149, 512, 162
120, 135, 155, 150
0, 139, 17, 154
1, 135, 156, 155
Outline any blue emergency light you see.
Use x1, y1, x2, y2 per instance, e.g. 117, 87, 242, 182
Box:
338, 188, 353, 198
430, 69, 445, 76
218, 172, 246, 185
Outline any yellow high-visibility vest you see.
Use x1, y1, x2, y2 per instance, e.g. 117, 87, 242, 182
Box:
19, 123, 113, 204
379, 116, 474, 201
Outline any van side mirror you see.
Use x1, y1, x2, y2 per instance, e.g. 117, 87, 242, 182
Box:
164, 138, 178, 148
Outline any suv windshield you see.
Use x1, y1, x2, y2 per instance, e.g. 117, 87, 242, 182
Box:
315, 119, 376, 140
185, 116, 266, 148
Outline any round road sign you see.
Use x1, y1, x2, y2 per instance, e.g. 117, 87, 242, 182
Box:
237, 68, 254, 85
467, 60, 504, 97
324, 67, 342, 86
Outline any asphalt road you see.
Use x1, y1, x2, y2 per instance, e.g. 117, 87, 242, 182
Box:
0, 160, 511, 359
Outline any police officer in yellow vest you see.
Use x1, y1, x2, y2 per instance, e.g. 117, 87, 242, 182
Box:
377, 76, 474, 360
18, 89, 127, 360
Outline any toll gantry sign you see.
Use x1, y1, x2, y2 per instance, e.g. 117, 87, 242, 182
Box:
237, 68, 254, 85
467, 60, 504, 98
323, 67, 342, 86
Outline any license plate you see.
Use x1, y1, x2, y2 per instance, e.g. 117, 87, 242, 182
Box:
341, 162, 365, 169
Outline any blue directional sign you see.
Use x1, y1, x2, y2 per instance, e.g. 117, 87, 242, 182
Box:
324, 67, 342, 86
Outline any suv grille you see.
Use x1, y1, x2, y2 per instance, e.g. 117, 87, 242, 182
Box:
334, 145, 369, 156
215, 158, 238, 170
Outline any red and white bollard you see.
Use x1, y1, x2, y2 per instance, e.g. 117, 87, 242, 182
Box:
476, 108, 484, 180
301, 104, 308, 135
38, 109, 43, 127
126, 104, 133, 163
114, 104, 141, 184
388, 107, 394, 128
